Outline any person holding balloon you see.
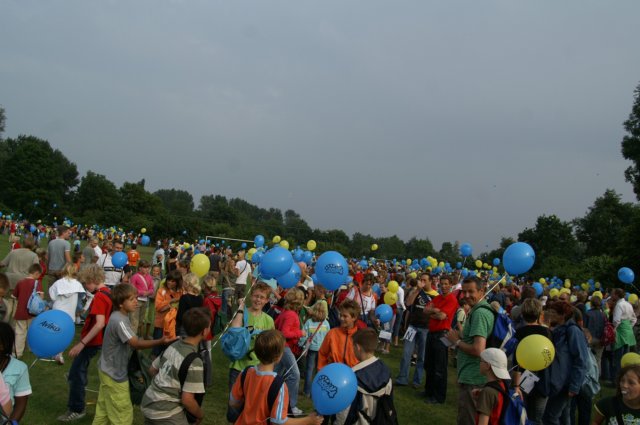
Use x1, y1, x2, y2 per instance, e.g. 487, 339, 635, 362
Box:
540, 301, 590, 425
49, 263, 85, 365
98, 240, 125, 288
611, 288, 638, 381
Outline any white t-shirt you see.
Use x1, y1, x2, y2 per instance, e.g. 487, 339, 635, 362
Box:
49, 277, 85, 320
235, 260, 252, 285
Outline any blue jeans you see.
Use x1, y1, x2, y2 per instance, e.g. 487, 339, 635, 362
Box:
396, 326, 428, 386
524, 389, 548, 425
392, 309, 405, 338
275, 347, 300, 409
152, 327, 165, 357
222, 288, 234, 318
304, 350, 318, 396
67, 345, 101, 413
424, 330, 448, 402
542, 392, 571, 425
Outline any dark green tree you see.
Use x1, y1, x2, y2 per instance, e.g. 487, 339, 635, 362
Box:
154, 189, 194, 217
405, 237, 436, 259
622, 82, 640, 199
518, 215, 579, 263
73, 171, 123, 224
0, 106, 5, 139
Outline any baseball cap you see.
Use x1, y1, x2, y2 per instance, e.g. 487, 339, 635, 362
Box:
480, 348, 511, 380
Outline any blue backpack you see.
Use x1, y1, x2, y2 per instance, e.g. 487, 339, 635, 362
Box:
487, 381, 532, 425
27, 280, 47, 316
478, 304, 518, 356
220, 309, 258, 361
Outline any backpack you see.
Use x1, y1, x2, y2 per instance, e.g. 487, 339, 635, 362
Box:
179, 350, 208, 424
220, 309, 253, 361
27, 280, 47, 316
226, 367, 287, 424
128, 350, 153, 405
359, 393, 399, 425
486, 381, 532, 425
601, 314, 616, 347
581, 348, 601, 398
477, 304, 518, 356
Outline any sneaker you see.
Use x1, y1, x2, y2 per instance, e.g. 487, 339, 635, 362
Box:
291, 407, 304, 417
57, 410, 86, 422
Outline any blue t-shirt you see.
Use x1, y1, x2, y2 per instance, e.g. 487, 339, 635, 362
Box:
2, 356, 32, 403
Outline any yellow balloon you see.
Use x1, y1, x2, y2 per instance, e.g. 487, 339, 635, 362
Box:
429, 259, 438, 268
384, 292, 397, 305
409, 272, 417, 279
475, 260, 483, 269
581, 283, 588, 290
371, 244, 379, 251
190, 253, 210, 278
247, 248, 257, 259
141, 228, 147, 234
564, 282, 571, 288
406, 259, 412, 266
273, 235, 281, 243
595, 282, 601, 289
629, 294, 639, 305
183, 243, 190, 249
516, 334, 556, 371
560, 288, 571, 295
307, 240, 317, 251
483, 263, 490, 270
549, 288, 559, 298
592, 291, 603, 299
539, 278, 545, 284
387, 281, 399, 293
279, 240, 289, 250
438, 261, 445, 268
493, 267, 498, 273
621, 352, 640, 368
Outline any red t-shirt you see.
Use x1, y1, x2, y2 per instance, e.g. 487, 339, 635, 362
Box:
127, 250, 140, 266
12, 278, 43, 320
428, 292, 459, 332
82, 287, 113, 347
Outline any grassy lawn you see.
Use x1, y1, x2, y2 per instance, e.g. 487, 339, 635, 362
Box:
0, 233, 612, 424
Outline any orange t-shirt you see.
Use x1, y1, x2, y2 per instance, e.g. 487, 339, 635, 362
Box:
127, 250, 140, 266
230, 366, 289, 425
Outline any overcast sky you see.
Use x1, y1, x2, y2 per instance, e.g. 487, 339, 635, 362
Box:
2, 1, 639, 252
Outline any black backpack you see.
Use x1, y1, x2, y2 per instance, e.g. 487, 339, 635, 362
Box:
179, 350, 208, 424
128, 350, 153, 405
362, 392, 399, 425
226, 367, 288, 424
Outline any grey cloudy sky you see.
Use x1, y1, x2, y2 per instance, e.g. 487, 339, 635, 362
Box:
2, 1, 639, 252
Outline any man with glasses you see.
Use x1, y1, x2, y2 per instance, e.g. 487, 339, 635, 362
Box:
395, 272, 439, 388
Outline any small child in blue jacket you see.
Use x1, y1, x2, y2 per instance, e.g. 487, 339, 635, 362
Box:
300, 302, 330, 396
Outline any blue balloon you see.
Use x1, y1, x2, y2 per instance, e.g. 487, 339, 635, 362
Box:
311, 363, 357, 415
259, 247, 294, 279
112, 252, 128, 269
372, 283, 381, 297
141, 235, 151, 246
293, 249, 304, 262
302, 250, 314, 265
241, 242, 247, 249
254, 235, 265, 248
311, 274, 319, 284
532, 282, 543, 297
315, 251, 349, 291
375, 304, 393, 324
492, 258, 500, 267
461, 269, 469, 277
618, 267, 635, 285
460, 243, 473, 257
251, 250, 264, 264
27, 310, 75, 358
276, 263, 302, 289
30, 224, 36, 233
359, 260, 368, 269
456, 262, 462, 269
502, 242, 535, 275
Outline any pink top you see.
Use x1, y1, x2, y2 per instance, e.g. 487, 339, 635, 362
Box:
130, 272, 154, 300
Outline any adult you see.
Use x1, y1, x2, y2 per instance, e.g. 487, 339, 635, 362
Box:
47, 225, 72, 284
583, 295, 606, 371
98, 240, 124, 288
541, 300, 590, 425
391, 275, 406, 347
395, 274, 438, 388
445, 277, 495, 425
233, 250, 251, 302
423, 274, 459, 404
152, 242, 166, 270
345, 274, 377, 326
81, 238, 99, 269
611, 288, 637, 379
208, 246, 221, 278
0, 235, 38, 289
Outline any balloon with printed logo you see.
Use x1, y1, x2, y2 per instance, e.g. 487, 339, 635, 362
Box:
311, 363, 357, 415
112, 252, 128, 269
28, 310, 75, 358
190, 254, 210, 278
307, 240, 317, 251
272, 235, 281, 244
276, 263, 302, 289
315, 251, 348, 291
460, 243, 473, 257
254, 235, 265, 248
516, 334, 556, 371
375, 305, 393, 324
259, 247, 294, 279
387, 281, 399, 294
502, 242, 536, 275
618, 267, 635, 285
141, 235, 151, 246
384, 292, 397, 305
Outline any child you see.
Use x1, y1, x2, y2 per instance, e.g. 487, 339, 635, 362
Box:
318, 299, 360, 370
176, 273, 203, 337
11, 264, 43, 358
202, 273, 221, 387
0, 322, 31, 423
141, 308, 209, 424
153, 270, 183, 356
229, 329, 323, 425
129, 259, 155, 335
300, 302, 330, 397
0, 273, 8, 322
143, 264, 163, 340
593, 364, 640, 424
49, 263, 85, 365
92, 284, 171, 425
474, 348, 513, 425
58, 265, 113, 422
336, 328, 395, 425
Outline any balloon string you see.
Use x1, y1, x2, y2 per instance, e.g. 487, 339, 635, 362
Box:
211, 277, 259, 349
482, 273, 508, 301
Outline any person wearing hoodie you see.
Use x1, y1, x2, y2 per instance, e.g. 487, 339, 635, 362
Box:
317, 299, 360, 369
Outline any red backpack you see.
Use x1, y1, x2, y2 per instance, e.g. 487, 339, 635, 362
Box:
601, 313, 616, 347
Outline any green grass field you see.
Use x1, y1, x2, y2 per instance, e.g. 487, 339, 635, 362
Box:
0, 233, 611, 424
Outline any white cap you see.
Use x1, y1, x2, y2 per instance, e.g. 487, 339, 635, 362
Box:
480, 348, 511, 380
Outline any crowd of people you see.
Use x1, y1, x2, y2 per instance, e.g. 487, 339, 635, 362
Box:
0, 221, 640, 425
